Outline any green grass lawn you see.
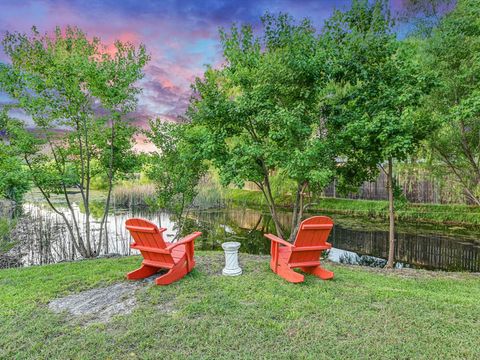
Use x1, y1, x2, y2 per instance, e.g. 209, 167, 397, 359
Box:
226, 188, 480, 227
1, 253, 479, 359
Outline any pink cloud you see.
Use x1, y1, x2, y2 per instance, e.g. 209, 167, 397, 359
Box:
1, 0, 374, 132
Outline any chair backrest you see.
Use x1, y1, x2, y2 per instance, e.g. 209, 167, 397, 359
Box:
125, 218, 174, 267
288, 216, 334, 265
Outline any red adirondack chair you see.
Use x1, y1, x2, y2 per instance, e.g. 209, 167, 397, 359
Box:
125, 218, 201, 285
264, 216, 334, 283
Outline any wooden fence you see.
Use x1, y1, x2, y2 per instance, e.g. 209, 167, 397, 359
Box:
244, 170, 468, 205
323, 171, 467, 204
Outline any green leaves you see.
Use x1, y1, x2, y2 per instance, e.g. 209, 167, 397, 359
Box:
422, 0, 480, 204
189, 13, 336, 189
321, 0, 436, 188
186, 13, 341, 238
0, 146, 30, 203
145, 120, 207, 218
0, 26, 149, 196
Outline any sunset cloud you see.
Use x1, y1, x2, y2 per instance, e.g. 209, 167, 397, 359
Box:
0, 0, 407, 133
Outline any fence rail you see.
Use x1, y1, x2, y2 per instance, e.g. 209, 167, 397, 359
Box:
244, 170, 470, 205
323, 171, 468, 204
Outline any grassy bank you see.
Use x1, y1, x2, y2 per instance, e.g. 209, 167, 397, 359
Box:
1, 253, 479, 359
226, 189, 480, 227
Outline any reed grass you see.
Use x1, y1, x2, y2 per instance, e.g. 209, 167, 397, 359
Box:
112, 183, 156, 208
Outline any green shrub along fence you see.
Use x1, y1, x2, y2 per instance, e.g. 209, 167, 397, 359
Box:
323, 171, 470, 205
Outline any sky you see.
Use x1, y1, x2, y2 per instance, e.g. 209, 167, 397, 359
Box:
0, 0, 408, 129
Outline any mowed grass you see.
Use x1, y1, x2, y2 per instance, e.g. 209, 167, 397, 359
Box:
1, 253, 479, 359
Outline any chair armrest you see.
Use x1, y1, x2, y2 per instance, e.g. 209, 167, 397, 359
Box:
166, 232, 202, 251
264, 233, 294, 248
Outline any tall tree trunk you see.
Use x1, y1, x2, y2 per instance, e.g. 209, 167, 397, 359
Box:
97, 117, 116, 254
386, 157, 395, 269
74, 117, 93, 257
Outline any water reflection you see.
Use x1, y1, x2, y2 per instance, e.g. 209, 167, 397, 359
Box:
5, 203, 480, 272
190, 208, 480, 271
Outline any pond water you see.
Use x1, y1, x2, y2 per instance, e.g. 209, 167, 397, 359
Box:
6, 201, 480, 272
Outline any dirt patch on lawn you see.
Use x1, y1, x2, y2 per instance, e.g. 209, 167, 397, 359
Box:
48, 282, 141, 324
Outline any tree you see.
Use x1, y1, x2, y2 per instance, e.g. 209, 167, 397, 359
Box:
321, 0, 436, 267
188, 14, 336, 241
422, 0, 480, 205
398, 0, 456, 37
0, 26, 149, 257
0, 108, 31, 203
145, 120, 207, 238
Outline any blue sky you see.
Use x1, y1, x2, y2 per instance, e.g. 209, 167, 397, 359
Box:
0, 0, 407, 126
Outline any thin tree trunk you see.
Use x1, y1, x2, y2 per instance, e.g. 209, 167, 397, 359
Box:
290, 183, 302, 236
248, 215, 263, 234
61, 184, 90, 257
84, 119, 93, 256
84, 192, 92, 256
173, 195, 186, 241
72, 117, 93, 257
97, 182, 113, 254
386, 157, 395, 269
45, 135, 92, 257
435, 145, 480, 206
289, 182, 307, 242
97, 117, 116, 254
263, 172, 286, 239
258, 181, 285, 239
24, 155, 87, 257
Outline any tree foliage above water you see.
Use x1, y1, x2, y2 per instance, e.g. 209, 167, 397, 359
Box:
319, 0, 438, 267
321, 0, 436, 191
0, 111, 31, 204
187, 13, 337, 240
421, 0, 480, 205
0, 26, 149, 257
145, 120, 207, 236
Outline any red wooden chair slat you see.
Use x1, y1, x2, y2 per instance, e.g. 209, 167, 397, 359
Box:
125, 218, 201, 285
265, 216, 334, 283
126, 225, 159, 233
130, 244, 171, 254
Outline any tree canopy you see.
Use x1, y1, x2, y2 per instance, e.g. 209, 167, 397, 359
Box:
422, 0, 480, 205
0, 26, 149, 257
319, 0, 438, 267
0, 108, 31, 203
187, 14, 337, 240
145, 120, 207, 236
321, 0, 435, 190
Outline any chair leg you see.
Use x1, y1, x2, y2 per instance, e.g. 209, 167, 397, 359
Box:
127, 264, 159, 280
185, 244, 195, 272
155, 262, 188, 285
276, 265, 305, 283
187, 259, 196, 273
269, 259, 277, 273
300, 265, 334, 280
